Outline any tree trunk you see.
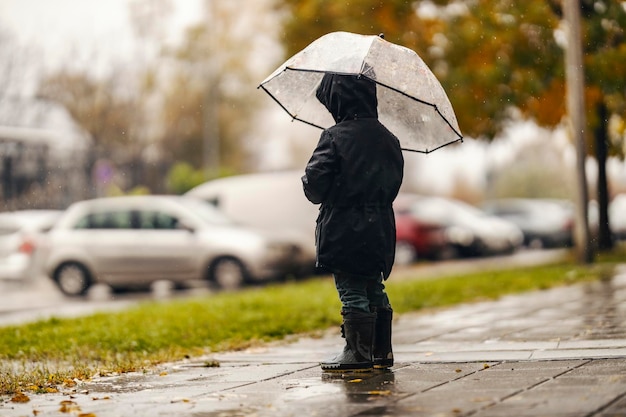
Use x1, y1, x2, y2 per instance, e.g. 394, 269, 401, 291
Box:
564, 0, 593, 264
595, 101, 613, 251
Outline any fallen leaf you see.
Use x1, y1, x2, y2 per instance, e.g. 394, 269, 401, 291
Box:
59, 400, 81, 413
171, 398, 191, 403
159, 371, 168, 376
64, 379, 77, 387
483, 364, 490, 369
92, 396, 112, 401
10, 392, 30, 403
471, 397, 491, 403
78, 413, 97, 417
348, 379, 363, 383
368, 390, 392, 396
455, 369, 462, 373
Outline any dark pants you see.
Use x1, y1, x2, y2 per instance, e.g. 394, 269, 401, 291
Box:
333, 272, 391, 313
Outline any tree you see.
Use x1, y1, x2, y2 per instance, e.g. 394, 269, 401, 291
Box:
38, 70, 143, 196
562, 0, 626, 251
564, 0, 592, 263
280, 0, 436, 59
280, 0, 626, 258
159, 0, 282, 178
437, 0, 626, 254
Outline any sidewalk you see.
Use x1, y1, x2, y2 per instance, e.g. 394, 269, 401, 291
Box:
2, 264, 626, 417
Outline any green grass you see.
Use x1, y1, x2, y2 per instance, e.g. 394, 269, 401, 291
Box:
1, 248, 624, 396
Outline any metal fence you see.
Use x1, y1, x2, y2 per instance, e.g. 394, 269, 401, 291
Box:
0, 129, 91, 211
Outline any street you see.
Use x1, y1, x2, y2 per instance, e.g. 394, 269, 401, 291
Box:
0, 248, 568, 328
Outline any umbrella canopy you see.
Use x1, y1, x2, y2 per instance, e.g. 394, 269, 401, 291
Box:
259, 31, 463, 153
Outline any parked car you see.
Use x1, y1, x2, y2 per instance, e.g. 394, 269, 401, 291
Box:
482, 198, 574, 248
396, 194, 523, 258
394, 215, 449, 265
42, 196, 306, 296
393, 198, 449, 265
185, 171, 318, 274
0, 210, 62, 282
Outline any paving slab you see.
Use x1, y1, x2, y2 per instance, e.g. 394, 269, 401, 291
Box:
2, 265, 626, 416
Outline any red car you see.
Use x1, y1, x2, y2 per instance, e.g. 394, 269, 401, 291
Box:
394, 213, 448, 265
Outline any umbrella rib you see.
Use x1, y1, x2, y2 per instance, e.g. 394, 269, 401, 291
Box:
401, 137, 464, 154
258, 84, 325, 129
432, 106, 464, 140
374, 80, 463, 140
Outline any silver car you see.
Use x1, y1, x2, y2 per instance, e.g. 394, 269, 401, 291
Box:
185, 171, 318, 274
42, 195, 303, 296
483, 198, 574, 248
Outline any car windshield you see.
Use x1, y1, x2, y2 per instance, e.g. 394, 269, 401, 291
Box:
179, 198, 234, 226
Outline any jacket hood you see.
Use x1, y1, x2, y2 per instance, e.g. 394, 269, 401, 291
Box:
315, 73, 378, 124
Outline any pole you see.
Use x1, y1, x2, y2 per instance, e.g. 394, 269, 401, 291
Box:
203, 83, 220, 180
563, 0, 593, 263
203, 0, 220, 180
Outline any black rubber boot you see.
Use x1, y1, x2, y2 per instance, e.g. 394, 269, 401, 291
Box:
320, 311, 375, 372
372, 306, 394, 369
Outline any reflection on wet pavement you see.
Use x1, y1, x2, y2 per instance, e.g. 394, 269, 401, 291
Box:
320, 369, 397, 403
391, 265, 626, 356
579, 275, 626, 340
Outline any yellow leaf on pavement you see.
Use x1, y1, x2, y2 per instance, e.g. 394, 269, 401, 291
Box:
10, 392, 30, 403
59, 400, 81, 413
368, 390, 392, 396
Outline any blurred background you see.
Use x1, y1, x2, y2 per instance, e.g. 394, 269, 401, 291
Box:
0, 0, 624, 205
0, 0, 626, 299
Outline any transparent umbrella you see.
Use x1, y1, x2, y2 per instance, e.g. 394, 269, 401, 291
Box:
259, 31, 463, 153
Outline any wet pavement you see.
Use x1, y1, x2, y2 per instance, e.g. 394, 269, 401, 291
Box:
2, 262, 626, 416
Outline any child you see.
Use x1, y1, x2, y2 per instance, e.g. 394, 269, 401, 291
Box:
302, 73, 404, 371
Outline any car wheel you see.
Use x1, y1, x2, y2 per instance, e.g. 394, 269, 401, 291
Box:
53, 262, 92, 297
438, 244, 461, 260
395, 241, 417, 266
209, 257, 247, 290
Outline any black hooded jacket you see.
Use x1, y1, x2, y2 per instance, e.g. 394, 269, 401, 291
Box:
302, 74, 404, 279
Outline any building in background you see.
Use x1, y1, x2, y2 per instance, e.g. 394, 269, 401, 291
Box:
0, 97, 92, 210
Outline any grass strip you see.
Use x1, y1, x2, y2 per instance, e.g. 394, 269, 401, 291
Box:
0, 250, 623, 396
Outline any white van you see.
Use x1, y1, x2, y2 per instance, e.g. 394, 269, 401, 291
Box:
185, 171, 319, 276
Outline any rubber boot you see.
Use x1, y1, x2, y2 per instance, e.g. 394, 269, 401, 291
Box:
372, 306, 394, 369
320, 311, 375, 372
